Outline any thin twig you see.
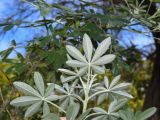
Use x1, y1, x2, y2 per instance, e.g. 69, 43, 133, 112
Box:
0, 87, 13, 120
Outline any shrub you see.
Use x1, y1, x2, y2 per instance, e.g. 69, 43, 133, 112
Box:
10, 34, 156, 120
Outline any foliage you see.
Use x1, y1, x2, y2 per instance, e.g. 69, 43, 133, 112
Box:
10, 34, 156, 120
0, 0, 160, 119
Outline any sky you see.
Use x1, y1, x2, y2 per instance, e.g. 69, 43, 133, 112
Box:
0, 0, 155, 58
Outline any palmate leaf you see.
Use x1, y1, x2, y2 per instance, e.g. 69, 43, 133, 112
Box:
92, 54, 115, 66
109, 75, 121, 89
42, 113, 60, 120
66, 60, 87, 67
136, 107, 156, 120
13, 82, 41, 97
92, 99, 126, 120
25, 101, 42, 118
10, 96, 41, 107
45, 95, 59, 101
34, 72, 45, 96
77, 109, 91, 120
119, 107, 157, 120
58, 69, 76, 76
91, 65, 105, 74
108, 99, 127, 113
11, 72, 63, 118
66, 45, 87, 63
83, 33, 93, 62
91, 37, 111, 62
59, 67, 87, 83
43, 102, 50, 116
66, 103, 80, 120
45, 83, 55, 97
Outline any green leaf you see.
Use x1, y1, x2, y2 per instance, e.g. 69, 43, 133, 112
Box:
77, 109, 91, 120
92, 54, 115, 65
10, 96, 41, 107
66, 103, 80, 120
150, 0, 160, 2
136, 107, 156, 120
92, 37, 111, 62
108, 99, 127, 113
66, 45, 86, 62
42, 113, 60, 120
83, 33, 93, 62
3, 25, 14, 31
109, 75, 121, 88
45, 95, 59, 101
91, 65, 105, 74
34, 72, 45, 96
110, 83, 131, 91
66, 60, 87, 68
93, 107, 107, 113
25, 101, 42, 118
77, 67, 88, 76
111, 91, 133, 98
61, 76, 76, 83
58, 69, 76, 75
104, 77, 109, 89
13, 82, 41, 97
45, 84, 55, 97
43, 102, 50, 116
0, 48, 13, 60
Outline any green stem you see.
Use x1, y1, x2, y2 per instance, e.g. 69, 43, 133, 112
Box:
0, 87, 13, 120
45, 100, 66, 113
82, 64, 91, 113
88, 89, 109, 100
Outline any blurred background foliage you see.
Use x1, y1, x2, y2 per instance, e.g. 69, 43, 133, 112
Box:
0, 0, 160, 120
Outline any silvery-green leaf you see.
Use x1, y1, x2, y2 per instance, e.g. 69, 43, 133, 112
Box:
92, 37, 111, 62
91, 65, 105, 74
92, 116, 107, 120
42, 113, 60, 120
70, 79, 78, 93
58, 69, 76, 76
66, 60, 87, 68
66, 45, 86, 62
77, 109, 91, 120
13, 82, 41, 97
77, 67, 88, 77
45, 84, 54, 97
10, 96, 41, 107
111, 91, 133, 98
108, 99, 127, 113
25, 101, 42, 118
93, 107, 107, 113
67, 54, 72, 60
60, 97, 69, 110
45, 95, 59, 101
104, 76, 109, 89
109, 75, 121, 89
92, 54, 115, 66
43, 102, 50, 116
34, 72, 45, 96
66, 103, 80, 120
110, 83, 131, 91
136, 107, 156, 120
61, 76, 76, 83
63, 83, 70, 92
97, 93, 108, 105
55, 84, 68, 94
83, 33, 93, 62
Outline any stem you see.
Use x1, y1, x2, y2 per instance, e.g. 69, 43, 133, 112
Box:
88, 89, 109, 100
82, 64, 91, 113
45, 100, 66, 113
0, 87, 13, 120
